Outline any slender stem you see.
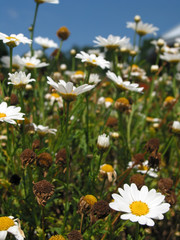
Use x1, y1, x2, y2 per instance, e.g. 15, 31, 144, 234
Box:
55, 40, 63, 63
30, 2, 40, 56
80, 213, 84, 233
9, 47, 13, 73
41, 206, 45, 240
100, 177, 106, 198
72, 56, 75, 71
85, 94, 89, 154
135, 222, 140, 240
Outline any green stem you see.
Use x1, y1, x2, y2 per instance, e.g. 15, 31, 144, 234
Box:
72, 56, 75, 71
135, 222, 140, 240
9, 47, 13, 73
55, 40, 63, 63
30, 2, 40, 56
85, 94, 89, 154
41, 206, 45, 240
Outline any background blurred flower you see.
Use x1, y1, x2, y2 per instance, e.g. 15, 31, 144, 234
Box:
8, 71, 35, 88
126, 21, 159, 36
35, 36, 58, 49
0, 102, 24, 124
0, 32, 31, 48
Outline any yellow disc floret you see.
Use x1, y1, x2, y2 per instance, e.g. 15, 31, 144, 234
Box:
0, 217, 15, 231
116, 97, 129, 105
129, 201, 149, 216
105, 97, 113, 103
101, 164, 114, 172
49, 235, 65, 240
0, 113, 7, 118
84, 195, 97, 206
51, 93, 60, 98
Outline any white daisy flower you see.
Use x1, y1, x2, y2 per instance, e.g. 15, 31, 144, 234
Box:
8, 71, 35, 88
33, 123, 57, 136
45, 92, 63, 108
128, 160, 158, 178
89, 74, 101, 85
75, 51, 110, 69
18, 56, 49, 69
100, 164, 117, 182
47, 76, 95, 101
35, 0, 59, 3
35, 36, 58, 49
160, 52, 180, 63
109, 183, 170, 226
0, 32, 31, 48
171, 120, 180, 134
126, 21, 159, 36
0, 102, 24, 125
93, 34, 130, 50
97, 133, 110, 151
106, 71, 144, 93
1, 55, 22, 69
24, 50, 43, 58
0, 216, 25, 240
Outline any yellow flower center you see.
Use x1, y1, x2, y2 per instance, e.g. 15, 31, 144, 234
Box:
105, 97, 113, 103
26, 62, 35, 67
0, 217, 15, 230
132, 64, 139, 70
138, 165, 148, 171
84, 194, 97, 206
92, 59, 96, 63
51, 93, 60, 98
101, 164, 114, 172
49, 235, 65, 240
129, 201, 149, 216
0, 113, 6, 118
6, 36, 19, 42
116, 97, 129, 105
61, 92, 77, 102
136, 30, 147, 36
75, 70, 84, 75
164, 96, 175, 103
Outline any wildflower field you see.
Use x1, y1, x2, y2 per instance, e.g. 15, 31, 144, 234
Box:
0, 1, 180, 240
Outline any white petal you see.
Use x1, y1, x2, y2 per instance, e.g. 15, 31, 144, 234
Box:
0, 231, 7, 240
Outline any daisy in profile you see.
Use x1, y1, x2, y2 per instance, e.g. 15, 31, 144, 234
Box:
93, 34, 130, 50
45, 92, 63, 108
33, 123, 57, 136
35, 36, 58, 49
109, 183, 170, 226
99, 164, 117, 182
47, 76, 95, 101
0, 102, 24, 124
24, 50, 43, 58
1, 55, 22, 69
89, 74, 101, 85
160, 52, 180, 63
126, 21, 159, 36
106, 71, 144, 93
0, 216, 25, 240
75, 51, 110, 69
8, 71, 35, 88
0, 32, 31, 48
18, 56, 49, 69
35, 0, 59, 3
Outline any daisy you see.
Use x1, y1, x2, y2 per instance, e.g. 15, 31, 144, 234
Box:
33, 123, 57, 136
0, 102, 24, 124
93, 34, 130, 50
171, 120, 180, 134
35, 36, 58, 49
45, 92, 63, 108
160, 52, 180, 63
35, 0, 59, 3
0, 216, 25, 240
100, 164, 117, 182
18, 56, 49, 69
24, 50, 43, 58
106, 71, 144, 93
97, 133, 110, 151
1, 55, 22, 69
109, 183, 170, 226
75, 51, 110, 69
8, 71, 35, 88
126, 21, 159, 36
47, 76, 95, 101
0, 32, 31, 48
89, 74, 101, 85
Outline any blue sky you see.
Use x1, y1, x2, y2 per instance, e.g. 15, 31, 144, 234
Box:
1, 0, 180, 56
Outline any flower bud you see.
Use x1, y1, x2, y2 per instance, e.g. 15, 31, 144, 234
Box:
56, 26, 70, 41
151, 65, 159, 73
97, 134, 110, 151
134, 15, 141, 23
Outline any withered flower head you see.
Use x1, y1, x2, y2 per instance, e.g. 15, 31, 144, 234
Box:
55, 148, 67, 166
91, 200, 110, 220
115, 97, 131, 113
78, 195, 97, 215
20, 148, 37, 167
158, 178, 173, 194
67, 230, 83, 240
106, 117, 118, 128
37, 152, 53, 169
165, 190, 177, 205
130, 174, 145, 189
56, 26, 70, 41
148, 150, 161, 170
49, 235, 66, 240
163, 96, 176, 108
10, 93, 19, 105
145, 138, 159, 153
132, 153, 145, 165
9, 174, 21, 185
32, 139, 41, 150
33, 179, 55, 206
